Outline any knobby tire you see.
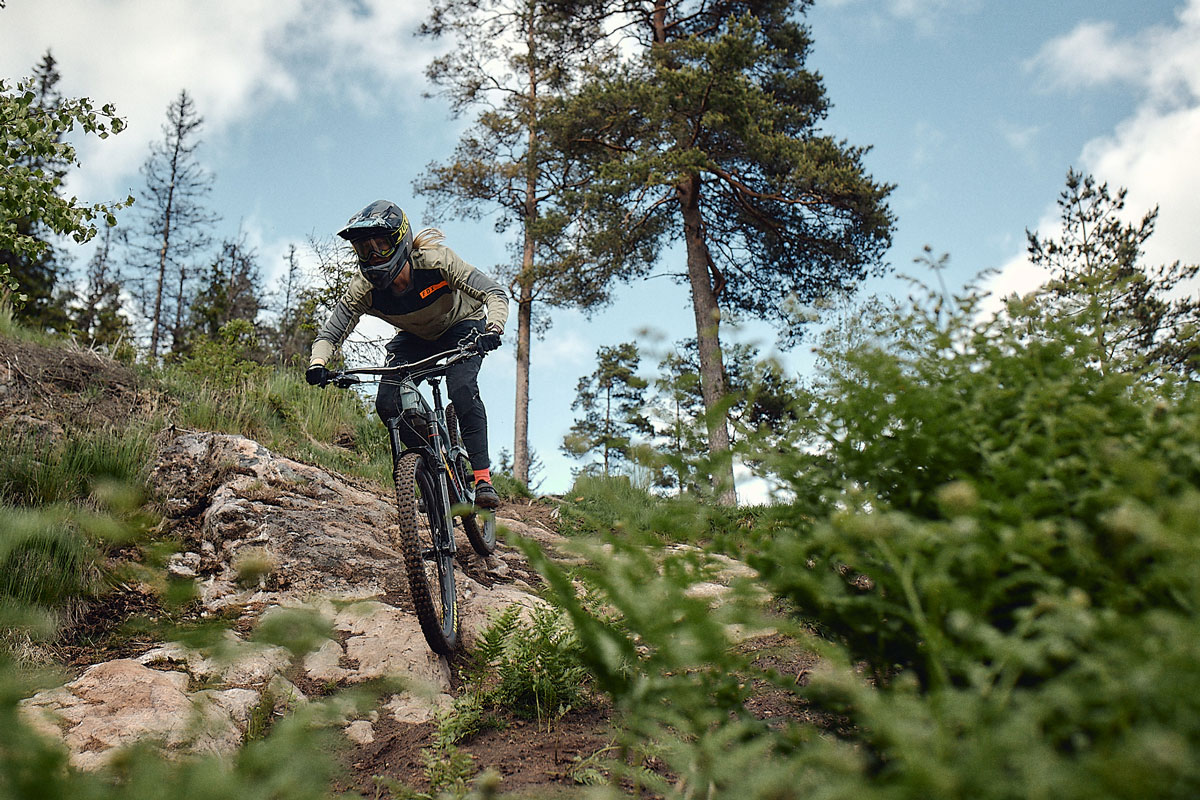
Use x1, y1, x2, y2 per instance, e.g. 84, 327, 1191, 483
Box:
394, 450, 457, 655
446, 403, 497, 555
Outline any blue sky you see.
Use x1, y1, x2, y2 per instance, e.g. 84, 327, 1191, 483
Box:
3, 1, 1199, 496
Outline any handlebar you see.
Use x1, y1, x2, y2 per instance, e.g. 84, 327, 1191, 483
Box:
324, 329, 486, 388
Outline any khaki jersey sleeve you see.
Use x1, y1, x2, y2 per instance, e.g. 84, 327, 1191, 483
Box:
309, 274, 372, 366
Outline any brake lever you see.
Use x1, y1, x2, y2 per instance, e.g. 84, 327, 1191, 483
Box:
456, 329, 482, 349
331, 374, 361, 389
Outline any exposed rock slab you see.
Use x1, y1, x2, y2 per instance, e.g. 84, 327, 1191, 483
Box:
20, 660, 242, 771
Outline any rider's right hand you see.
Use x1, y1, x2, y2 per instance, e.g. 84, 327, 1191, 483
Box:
305, 364, 333, 387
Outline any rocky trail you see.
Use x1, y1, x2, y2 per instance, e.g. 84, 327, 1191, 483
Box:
16, 431, 586, 786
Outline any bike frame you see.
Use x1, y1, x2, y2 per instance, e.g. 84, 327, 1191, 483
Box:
333, 341, 480, 535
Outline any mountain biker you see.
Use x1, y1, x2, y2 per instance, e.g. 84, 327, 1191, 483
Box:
305, 200, 508, 509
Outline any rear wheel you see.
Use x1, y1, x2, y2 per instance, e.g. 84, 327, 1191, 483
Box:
446, 403, 497, 555
393, 450, 457, 655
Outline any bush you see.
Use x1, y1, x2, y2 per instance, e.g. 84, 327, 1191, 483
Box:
436, 603, 592, 748
527, 281, 1200, 799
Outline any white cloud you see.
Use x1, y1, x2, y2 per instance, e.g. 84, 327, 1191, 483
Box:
986, 0, 1200, 304
822, 0, 982, 34
0, 0, 432, 201
1027, 5, 1200, 106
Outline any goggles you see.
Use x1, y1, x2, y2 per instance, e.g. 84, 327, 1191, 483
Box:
351, 233, 397, 266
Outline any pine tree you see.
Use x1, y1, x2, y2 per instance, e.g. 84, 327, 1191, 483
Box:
1027, 169, 1200, 376
69, 226, 132, 350
652, 338, 803, 492
266, 244, 315, 365
185, 236, 264, 351
417, 0, 655, 486
563, 342, 653, 476
562, 0, 894, 503
131, 89, 217, 358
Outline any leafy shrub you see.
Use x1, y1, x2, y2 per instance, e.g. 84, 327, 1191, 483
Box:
171, 319, 270, 387
754, 288, 1200, 687
439, 603, 591, 741
527, 280, 1200, 799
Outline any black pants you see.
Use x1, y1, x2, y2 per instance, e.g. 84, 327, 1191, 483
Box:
374, 319, 490, 471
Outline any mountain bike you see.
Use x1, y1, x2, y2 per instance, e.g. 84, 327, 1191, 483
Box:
325, 332, 497, 655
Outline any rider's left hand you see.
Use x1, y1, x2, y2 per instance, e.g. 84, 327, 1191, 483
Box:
477, 324, 503, 353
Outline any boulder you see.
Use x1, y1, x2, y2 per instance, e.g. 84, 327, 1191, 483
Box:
19, 660, 241, 771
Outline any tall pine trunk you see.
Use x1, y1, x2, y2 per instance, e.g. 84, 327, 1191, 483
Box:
513, 266, 534, 483
678, 173, 736, 505
149, 185, 174, 359
512, 13, 539, 486
148, 107, 184, 360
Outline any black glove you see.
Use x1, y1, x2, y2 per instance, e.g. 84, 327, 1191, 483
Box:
305, 364, 332, 386
477, 324, 503, 353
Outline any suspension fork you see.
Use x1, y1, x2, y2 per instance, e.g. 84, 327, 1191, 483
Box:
426, 377, 467, 507
385, 416, 405, 465
420, 382, 457, 554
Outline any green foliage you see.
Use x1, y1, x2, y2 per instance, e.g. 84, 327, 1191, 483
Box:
243, 687, 277, 744
525, 269, 1200, 799
488, 469, 533, 501
417, 0, 650, 316
520, 533, 778, 798
555, 471, 758, 546
649, 338, 805, 491
0, 68, 132, 306
172, 319, 271, 386
251, 606, 335, 659
560, 2, 893, 345
0, 424, 156, 509
0, 421, 157, 623
182, 237, 265, 354
0, 506, 104, 611
556, 473, 660, 538
440, 602, 590, 744
475, 603, 590, 722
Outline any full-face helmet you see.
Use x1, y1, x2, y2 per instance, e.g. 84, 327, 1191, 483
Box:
337, 200, 414, 289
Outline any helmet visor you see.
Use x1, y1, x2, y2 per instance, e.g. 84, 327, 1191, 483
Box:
351, 234, 397, 266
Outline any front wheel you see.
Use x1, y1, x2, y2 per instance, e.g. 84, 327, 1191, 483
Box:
394, 451, 457, 655
446, 403, 497, 555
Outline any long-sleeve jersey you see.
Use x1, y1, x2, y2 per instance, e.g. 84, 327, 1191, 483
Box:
309, 244, 509, 366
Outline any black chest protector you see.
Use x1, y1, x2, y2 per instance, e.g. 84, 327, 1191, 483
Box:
369, 268, 452, 315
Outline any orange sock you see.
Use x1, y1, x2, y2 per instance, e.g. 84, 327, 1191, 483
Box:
473, 468, 492, 484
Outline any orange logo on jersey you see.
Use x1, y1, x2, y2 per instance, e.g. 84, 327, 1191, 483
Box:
419, 280, 448, 299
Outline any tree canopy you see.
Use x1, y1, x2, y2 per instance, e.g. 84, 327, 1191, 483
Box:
0, 64, 130, 306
